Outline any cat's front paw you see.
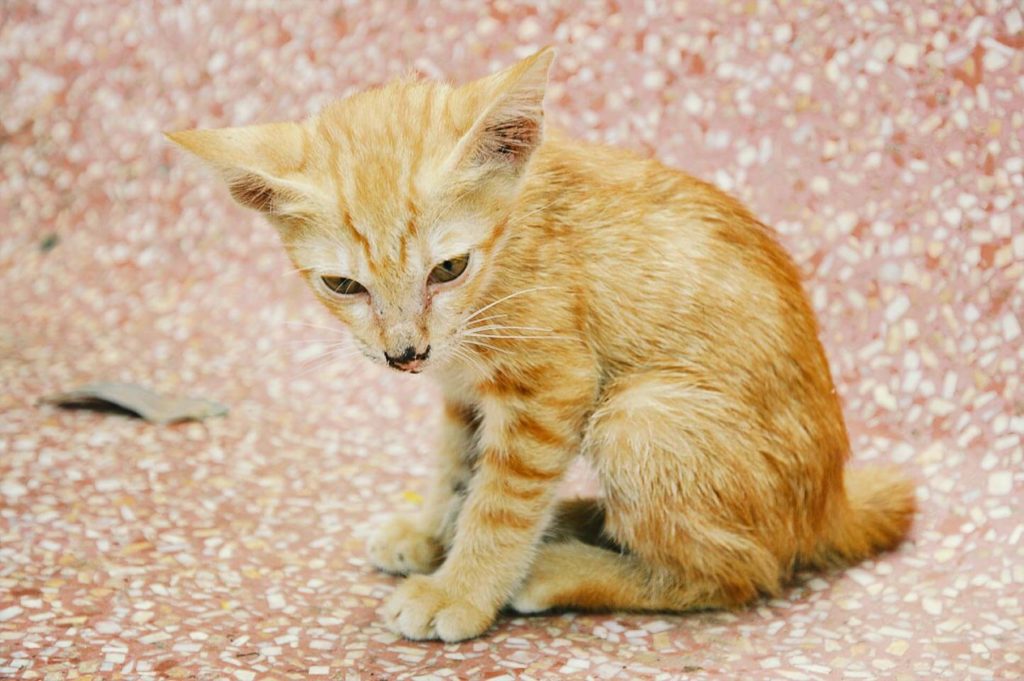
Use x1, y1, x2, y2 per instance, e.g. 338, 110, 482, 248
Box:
382, 574, 494, 642
367, 516, 441, 575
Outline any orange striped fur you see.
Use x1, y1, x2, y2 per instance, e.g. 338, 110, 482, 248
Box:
168, 48, 915, 642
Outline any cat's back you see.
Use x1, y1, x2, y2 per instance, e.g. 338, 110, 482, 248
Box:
520, 134, 814, 364
526, 131, 785, 281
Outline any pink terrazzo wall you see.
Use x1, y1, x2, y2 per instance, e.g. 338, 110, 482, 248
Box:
1, 1, 1022, 679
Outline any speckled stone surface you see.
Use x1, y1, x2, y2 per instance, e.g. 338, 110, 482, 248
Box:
2, 1, 1022, 679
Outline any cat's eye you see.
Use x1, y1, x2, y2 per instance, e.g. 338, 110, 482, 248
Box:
321, 275, 367, 296
428, 254, 470, 285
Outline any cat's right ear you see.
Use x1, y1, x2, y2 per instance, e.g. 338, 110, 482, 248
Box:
165, 122, 312, 215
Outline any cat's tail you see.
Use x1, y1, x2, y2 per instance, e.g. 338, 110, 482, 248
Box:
811, 467, 916, 566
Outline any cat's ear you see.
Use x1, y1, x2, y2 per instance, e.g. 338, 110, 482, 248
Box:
455, 47, 555, 174
165, 122, 312, 214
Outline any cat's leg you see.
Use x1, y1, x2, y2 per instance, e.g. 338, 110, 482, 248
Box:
382, 360, 597, 641
367, 400, 476, 575
513, 501, 726, 614
511, 539, 667, 613
514, 369, 796, 612
366, 515, 443, 576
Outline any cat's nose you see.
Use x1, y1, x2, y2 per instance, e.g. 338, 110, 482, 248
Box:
385, 345, 431, 372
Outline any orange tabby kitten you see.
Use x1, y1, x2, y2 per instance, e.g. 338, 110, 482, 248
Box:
168, 49, 915, 642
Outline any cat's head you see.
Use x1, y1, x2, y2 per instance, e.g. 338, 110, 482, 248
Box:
168, 49, 553, 373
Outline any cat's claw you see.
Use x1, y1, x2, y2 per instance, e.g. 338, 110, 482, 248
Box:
367, 515, 441, 575
382, 574, 493, 642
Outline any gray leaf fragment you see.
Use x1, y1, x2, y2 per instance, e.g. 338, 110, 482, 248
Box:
42, 382, 228, 424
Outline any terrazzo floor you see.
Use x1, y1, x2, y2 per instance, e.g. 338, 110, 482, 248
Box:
1, 1, 1022, 679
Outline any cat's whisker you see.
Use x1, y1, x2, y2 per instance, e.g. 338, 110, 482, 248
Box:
280, 336, 348, 345
460, 338, 512, 356
451, 344, 491, 374
463, 333, 572, 341
260, 342, 344, 368
465, 312, 508, 323
279, 264, 318, 279
464, 324, 556, 333
464, 328, 561, 339
512, 197, 561, 224
279, 320, 348, 332
256, 346, 287, 364
255, 337, 354, 364
282, 335, 354, 348
291, 336, 360, 359
296, 345, 363, 364
464, 286, 559, 323
291, 360, 336, 380
291, 347, 365, 379
461, 314, 509, 330
427, 187, 473, 230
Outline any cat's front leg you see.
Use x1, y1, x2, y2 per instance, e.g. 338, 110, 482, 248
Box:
367, 399, 476, 575
382, 367, 592, 641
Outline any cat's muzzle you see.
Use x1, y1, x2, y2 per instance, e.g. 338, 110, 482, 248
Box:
385, 345, 431, 373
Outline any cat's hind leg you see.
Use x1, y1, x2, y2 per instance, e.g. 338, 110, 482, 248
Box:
511, 539, 677, 613
513, 368, 820, 613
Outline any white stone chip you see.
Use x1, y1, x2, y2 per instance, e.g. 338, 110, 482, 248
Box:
988, 471, 1013, 495
1002, 314, 1021, 342
0, 606, 23, 622
0, 481, 27, 499
683, 92, 703, 115
923, 597, 943, 615
1007, 9, 1023, 34
895, 43, 920, 68
885, 295, 911, 323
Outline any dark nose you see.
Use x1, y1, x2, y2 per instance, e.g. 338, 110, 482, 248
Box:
385, 345, 430, 371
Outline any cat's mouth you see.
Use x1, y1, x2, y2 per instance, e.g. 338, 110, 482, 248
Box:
384, 346, 431, 373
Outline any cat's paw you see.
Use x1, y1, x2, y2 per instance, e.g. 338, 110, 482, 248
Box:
367, 516, 441, 575
382, 574, 494, 642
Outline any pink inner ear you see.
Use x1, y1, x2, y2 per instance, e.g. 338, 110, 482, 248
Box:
479, 115, 542, 165
228, 173, 277, 212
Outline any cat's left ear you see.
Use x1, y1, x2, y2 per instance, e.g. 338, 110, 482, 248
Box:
455, 47, 555, 174
165, 122, 315, 215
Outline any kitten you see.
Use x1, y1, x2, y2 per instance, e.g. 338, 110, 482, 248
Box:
168, 48, 915, 642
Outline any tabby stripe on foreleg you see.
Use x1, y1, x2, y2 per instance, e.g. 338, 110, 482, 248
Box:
382, 373, 591, 642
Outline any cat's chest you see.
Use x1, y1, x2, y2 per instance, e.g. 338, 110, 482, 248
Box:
432, 359, 520, 447
433, 359, 487, 407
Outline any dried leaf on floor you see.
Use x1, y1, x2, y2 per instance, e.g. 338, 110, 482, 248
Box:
42, 382, 228, 424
